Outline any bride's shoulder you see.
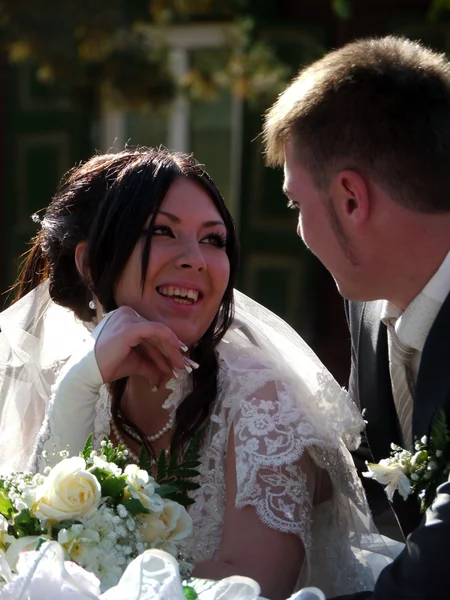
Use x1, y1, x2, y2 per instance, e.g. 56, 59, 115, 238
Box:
217, 329, 282, 379
216, 329, 300, 410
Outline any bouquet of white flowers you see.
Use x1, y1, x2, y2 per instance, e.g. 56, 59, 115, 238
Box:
0, 436, 199, 593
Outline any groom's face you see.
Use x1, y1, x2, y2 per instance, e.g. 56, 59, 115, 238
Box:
283, 141, 357, 297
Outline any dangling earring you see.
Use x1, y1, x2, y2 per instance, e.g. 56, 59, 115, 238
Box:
89, 299, 96, 310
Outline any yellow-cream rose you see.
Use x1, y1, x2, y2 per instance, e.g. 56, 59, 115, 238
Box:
139, 499, 192, 552
34, 456, 101, 520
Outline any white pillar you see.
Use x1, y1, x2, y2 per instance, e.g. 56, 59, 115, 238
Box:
99, 110, 126, 153
168, 47, 190, 152
229, 93, 243, 228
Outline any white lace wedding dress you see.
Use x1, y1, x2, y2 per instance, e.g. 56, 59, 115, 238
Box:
0, 284, 386, 597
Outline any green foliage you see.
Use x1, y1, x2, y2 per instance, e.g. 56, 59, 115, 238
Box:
183, 585, 199, 600
0, 486, 14, 519
123, 497, 150, 517
97, 472, 127, 500
154, 430, 202, 508
12, 509, 46, 538
421, 410, 450, 512
139, 446, 153, 474
430, 410, 449, 453
81, 434, 93, 461
332, 0, 351, 20
51, 519, 81, 536
0, 0, 294, 108
429, 0, 450, 20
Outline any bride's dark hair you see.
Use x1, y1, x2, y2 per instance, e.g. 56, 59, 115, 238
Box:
15, 147, 239, 457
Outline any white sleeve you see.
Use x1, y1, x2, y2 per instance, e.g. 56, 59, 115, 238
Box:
29, 313, 113, 471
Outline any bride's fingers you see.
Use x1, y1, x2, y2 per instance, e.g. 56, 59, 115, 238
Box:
125, 321, 187, 371
94, 308, 188, 380
134, 343, 174, 376
129, 349, 164, 384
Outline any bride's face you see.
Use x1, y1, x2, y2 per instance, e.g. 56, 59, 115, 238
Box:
114, 178, 230, 347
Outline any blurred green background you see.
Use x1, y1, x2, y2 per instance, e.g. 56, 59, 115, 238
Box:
1, 0, 449, 383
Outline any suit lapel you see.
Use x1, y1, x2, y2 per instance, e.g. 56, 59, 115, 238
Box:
414, 291, 450, 440
358, 301, 402, 462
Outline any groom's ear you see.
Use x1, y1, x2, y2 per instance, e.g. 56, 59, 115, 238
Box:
75, 241, 90, 279
333, 170, 370, 227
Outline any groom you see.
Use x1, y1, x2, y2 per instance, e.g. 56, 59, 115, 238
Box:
263, 36, 450, 598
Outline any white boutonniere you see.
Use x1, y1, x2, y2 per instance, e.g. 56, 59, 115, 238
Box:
363, 410, 450, 512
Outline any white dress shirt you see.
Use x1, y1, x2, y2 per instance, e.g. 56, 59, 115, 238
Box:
381, 250, 450, 383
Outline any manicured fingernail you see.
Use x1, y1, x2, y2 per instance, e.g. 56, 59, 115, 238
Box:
172, 369, 180, 379
152, 385, 158, 392
185, 358, 199, 369
178, 342, 189, 352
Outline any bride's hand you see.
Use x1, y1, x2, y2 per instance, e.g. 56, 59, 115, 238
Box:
94, 307, 188, 386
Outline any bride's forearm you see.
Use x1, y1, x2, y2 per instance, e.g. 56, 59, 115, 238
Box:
192, 561, 288, 600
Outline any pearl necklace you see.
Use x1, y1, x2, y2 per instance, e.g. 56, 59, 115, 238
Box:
111, 413, 174, 464
111, 419, 140, 463
118, 411, 175, 443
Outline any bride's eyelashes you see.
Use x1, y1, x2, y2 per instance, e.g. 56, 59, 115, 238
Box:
147, 225, 174, 237
200, 232, 227, 249
142, 225, 227, 248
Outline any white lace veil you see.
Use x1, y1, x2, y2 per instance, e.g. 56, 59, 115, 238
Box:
232, 289, 364, 449
0, 280, 90, 472
229, 291, 402, 584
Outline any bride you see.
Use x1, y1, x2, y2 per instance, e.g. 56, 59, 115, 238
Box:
0, 148, 382, 599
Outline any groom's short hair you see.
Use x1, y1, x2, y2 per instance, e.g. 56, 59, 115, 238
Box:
263, 35, 450, 212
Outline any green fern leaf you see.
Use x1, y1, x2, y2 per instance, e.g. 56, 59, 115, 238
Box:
81, 434, 93, 461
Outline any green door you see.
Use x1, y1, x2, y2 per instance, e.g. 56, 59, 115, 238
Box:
2, 63, 92, 304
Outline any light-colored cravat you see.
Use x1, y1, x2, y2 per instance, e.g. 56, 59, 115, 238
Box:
386, 320, 415, 450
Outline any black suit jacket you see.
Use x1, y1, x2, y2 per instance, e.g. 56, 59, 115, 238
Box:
332, 292, 450, 599
345, 291, 450, 538
333, 478, 450, 600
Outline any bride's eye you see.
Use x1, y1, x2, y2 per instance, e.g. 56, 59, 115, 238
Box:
143, 225, 174, 237
201, 232, 227, 248
286, 199, 300, 211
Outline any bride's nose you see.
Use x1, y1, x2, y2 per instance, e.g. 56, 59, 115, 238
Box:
175, 241, 206, 272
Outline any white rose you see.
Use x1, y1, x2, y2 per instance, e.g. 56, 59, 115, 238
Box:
57, 524, 100, 566
5, 535, 49, 569
34, 457, 101, 520
90, 455, 122, 477
139, 499, 192, 550
124, 465, 164, 512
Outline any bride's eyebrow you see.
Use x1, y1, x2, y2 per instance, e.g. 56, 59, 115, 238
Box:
156, 210, 226, 228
